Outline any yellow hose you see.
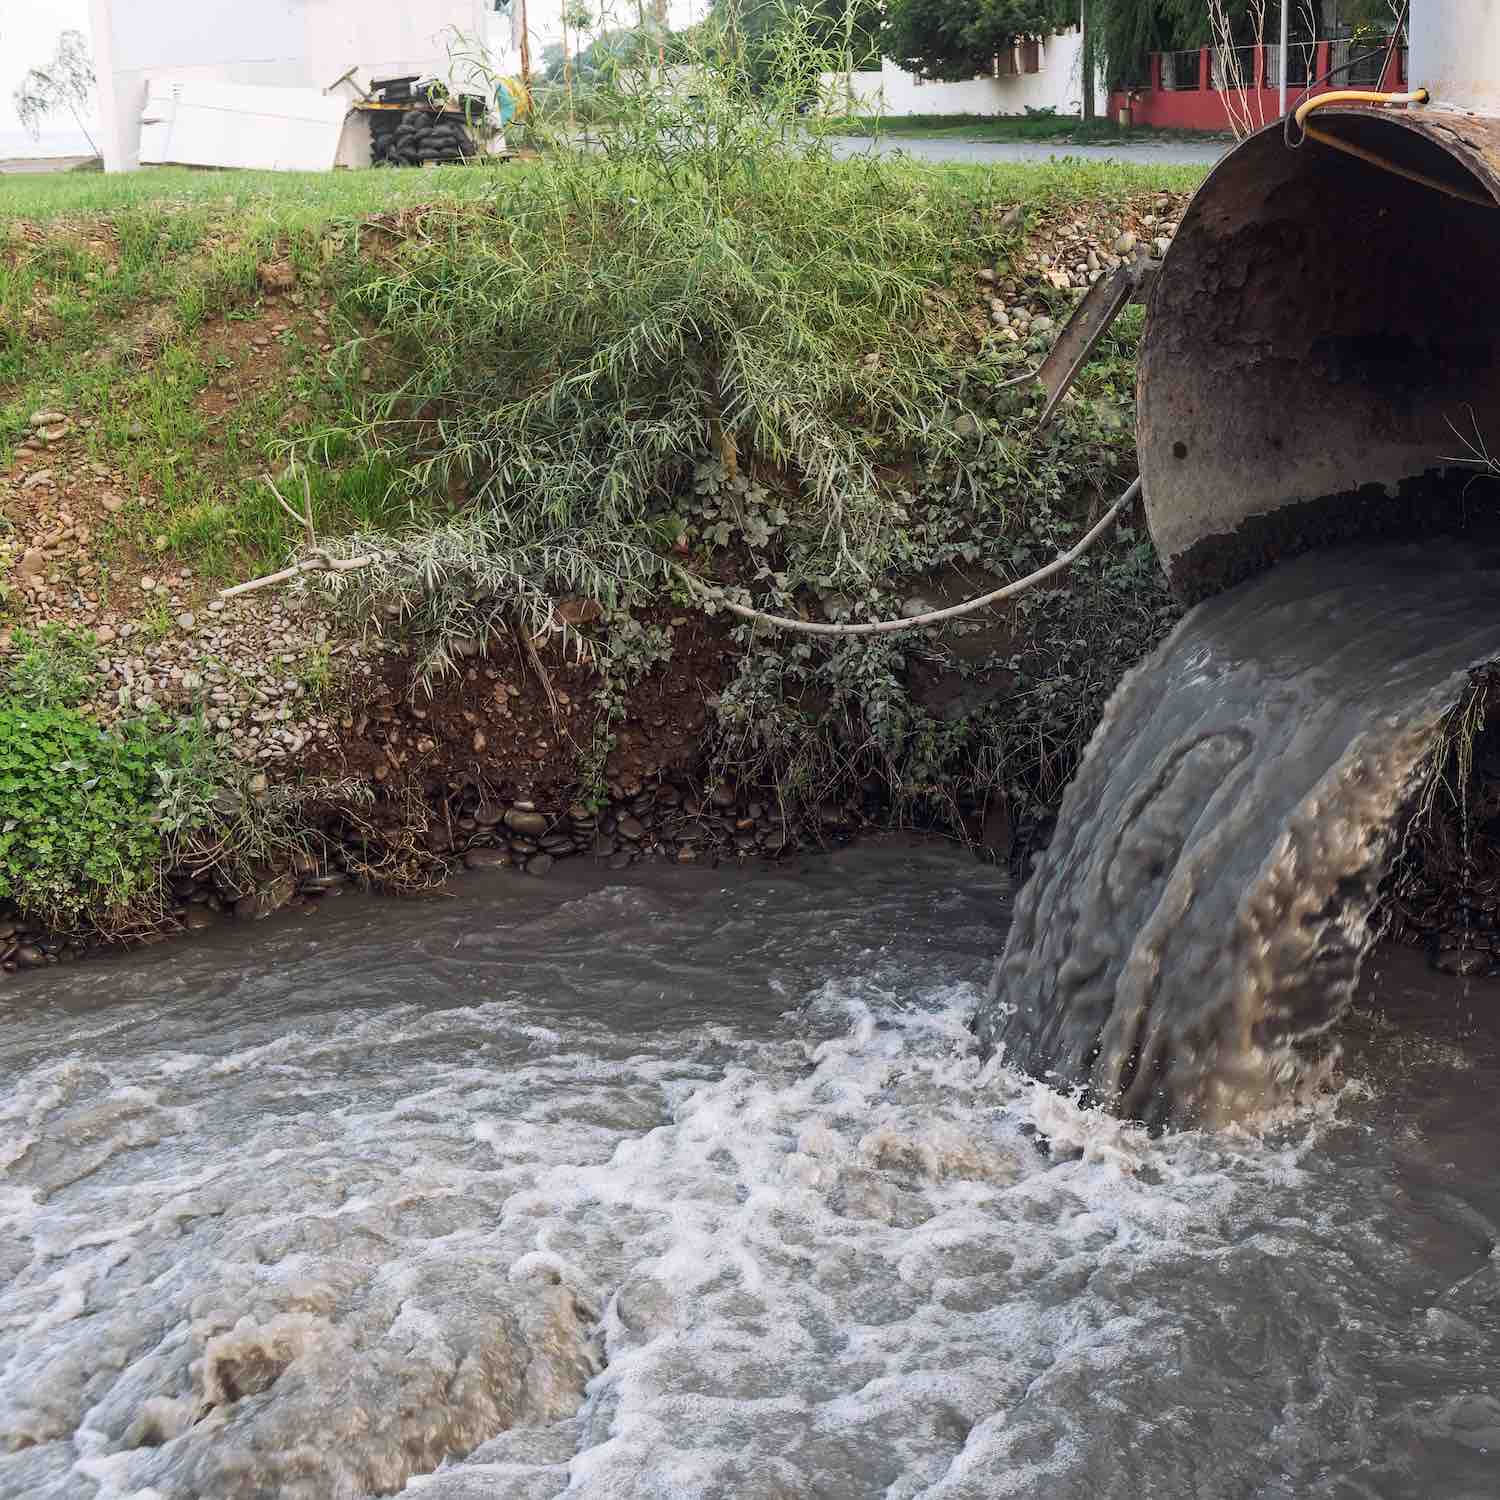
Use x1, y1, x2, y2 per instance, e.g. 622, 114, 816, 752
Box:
1292, 86, 1495, 209
1294, 87, 1428, 129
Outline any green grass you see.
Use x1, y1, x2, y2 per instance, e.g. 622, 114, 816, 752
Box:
1, 151, 1204, 598
269, 12, 1195, 818
0, 9, 1211, 930
832, 112, 1231, 145
0, 162, 487, 584
299, 133, 1202, 678
4, 624, 100, 708
0, 161, 527, 226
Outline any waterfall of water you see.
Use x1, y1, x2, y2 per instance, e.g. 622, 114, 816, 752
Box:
977, 541, 1500, 1128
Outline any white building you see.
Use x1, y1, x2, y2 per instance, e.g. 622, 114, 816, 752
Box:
825, 27, 1106, 119
87, 0, 500, 172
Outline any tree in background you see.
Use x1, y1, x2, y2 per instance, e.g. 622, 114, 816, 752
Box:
710, 0, 882, 89
13, 28, 97, 155
1333, 0, 1406, 34
542, 16, 682, 85
880, 0, 1077, 82
1082, 0, 1352, 92
724, 0, 1407, 112
1084, 0, 1211, 89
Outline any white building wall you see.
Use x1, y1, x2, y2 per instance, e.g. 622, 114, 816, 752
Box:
88, 0, 490, 172
823, 29, 1105, 118
1410, 0, 1500, 114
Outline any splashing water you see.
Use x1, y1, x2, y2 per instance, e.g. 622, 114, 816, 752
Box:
979, 542, 1500, 1129
1, 841, 1498, 1497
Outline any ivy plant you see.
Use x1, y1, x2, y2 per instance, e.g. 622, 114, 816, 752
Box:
0, 702, 196, 927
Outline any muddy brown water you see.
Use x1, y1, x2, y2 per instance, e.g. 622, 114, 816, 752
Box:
981, 540, 1500, 1130
1, 828, 1498, 1498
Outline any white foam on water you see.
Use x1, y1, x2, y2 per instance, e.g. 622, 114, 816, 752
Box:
1, 853, 1492, 1500
0, 961, 1329, 1500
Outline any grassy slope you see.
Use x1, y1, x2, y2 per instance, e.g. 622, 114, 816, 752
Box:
0, 157, 1207, 227
1, 158, 1204, 593
1, 166, 536, 593
0, 163, 513, 225
1, 154, 1207, 929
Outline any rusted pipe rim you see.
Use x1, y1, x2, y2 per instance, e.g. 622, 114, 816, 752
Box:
1137, 108, 1500, 603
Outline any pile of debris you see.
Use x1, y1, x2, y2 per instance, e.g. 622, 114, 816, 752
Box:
367, 75, 486, 167
976, 193, 1188, 344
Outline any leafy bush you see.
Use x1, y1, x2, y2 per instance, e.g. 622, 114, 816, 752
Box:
881, 0, 1074, 84
0, 702, 219, 928
0, 587, 363, 931
313, 5, 999, 678
5, 623, 99, 707
707, 306, 1179, 817
0, 619, 245, 927
299, 6, 1181, 826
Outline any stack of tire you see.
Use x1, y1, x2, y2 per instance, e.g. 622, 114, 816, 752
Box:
367, 76, 483, 168
376, 107, 478, 166
367, 108, 406, 166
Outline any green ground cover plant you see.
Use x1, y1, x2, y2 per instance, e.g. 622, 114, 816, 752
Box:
4, 623, 99, 706
0, 698, 206, 928
1, 145, 1197, 590
0, 629, 346, 931
0, 624, 266, 930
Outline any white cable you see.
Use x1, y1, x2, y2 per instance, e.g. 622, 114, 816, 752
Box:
683, 476, 1141, 637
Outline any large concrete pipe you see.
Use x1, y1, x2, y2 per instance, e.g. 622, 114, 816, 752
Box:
1137, 105, 1500, 601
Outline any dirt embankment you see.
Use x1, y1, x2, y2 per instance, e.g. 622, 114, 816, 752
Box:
0, 189, 1190, 970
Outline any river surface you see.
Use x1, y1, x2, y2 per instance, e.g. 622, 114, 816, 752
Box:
2, 839, 1498, 1498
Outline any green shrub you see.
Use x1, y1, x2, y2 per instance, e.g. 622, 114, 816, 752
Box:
0, 702, 207, 927
706, 302, 1178, 816
313, 5, 998, 681
295, 7, 1185, 822
5, 624, 99, 707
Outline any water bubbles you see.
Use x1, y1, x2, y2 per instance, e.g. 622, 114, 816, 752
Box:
2, 846, 1498, 1497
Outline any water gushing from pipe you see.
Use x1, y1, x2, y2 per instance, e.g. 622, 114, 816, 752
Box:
977, 541, 1500, 1128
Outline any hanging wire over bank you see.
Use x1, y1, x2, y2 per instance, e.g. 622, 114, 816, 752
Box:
678, 477, 1142, 638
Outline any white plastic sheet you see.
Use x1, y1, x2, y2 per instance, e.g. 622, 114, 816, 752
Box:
139, 80, 351, 171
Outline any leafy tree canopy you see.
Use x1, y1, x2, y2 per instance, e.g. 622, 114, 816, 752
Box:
709, 0, 883, 84
13, 27, 97, 154
542, 21, 683, 84
880, 0, 1076, 83
1090, 1, 1401, 89
1335, 0, 1405, 31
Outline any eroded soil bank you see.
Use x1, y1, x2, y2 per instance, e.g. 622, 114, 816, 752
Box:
2, 172, 1193, 966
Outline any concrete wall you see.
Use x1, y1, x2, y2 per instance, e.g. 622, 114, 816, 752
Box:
1112, 42, 1407, 131
1407, 2, 1494, 113
88, 0, 490, 171
822, 29, 1105, 119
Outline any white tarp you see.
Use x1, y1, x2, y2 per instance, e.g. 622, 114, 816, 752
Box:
138, 80, 351, 171
90, 0, 494, 172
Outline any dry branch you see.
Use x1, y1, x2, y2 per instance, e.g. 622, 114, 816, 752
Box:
219, 550, 384, 600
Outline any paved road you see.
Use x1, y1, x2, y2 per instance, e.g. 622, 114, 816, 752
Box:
830, 135, 1229, 168
0, 154, 97, 175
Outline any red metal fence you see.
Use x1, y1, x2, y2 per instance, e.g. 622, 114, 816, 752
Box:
1109, 37, 1407, 131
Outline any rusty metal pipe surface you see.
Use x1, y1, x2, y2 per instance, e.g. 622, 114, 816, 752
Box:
1138, 108, 1500, 602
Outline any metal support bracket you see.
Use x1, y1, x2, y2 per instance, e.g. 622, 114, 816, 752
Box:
1035, 255, 1157, 429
